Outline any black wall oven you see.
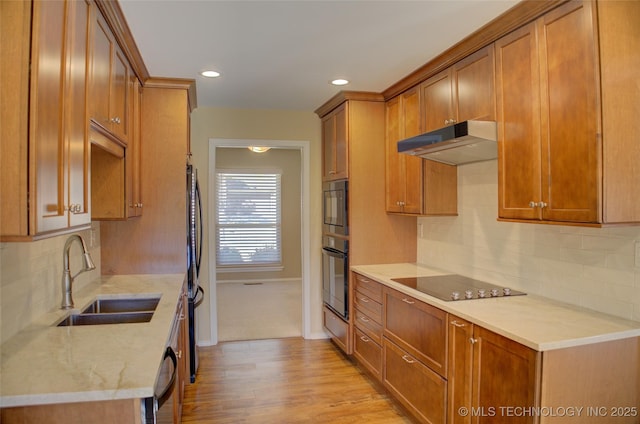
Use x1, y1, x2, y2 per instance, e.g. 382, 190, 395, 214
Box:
323, 180, 348, 236
322, 235, 349, 320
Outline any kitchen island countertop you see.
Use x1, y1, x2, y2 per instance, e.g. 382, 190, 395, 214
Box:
352, 263, 640, 351
0, 274, 184, 408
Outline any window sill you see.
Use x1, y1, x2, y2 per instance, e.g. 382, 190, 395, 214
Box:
216, 265, 284, 273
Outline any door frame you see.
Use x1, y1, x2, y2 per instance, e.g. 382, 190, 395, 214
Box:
208, 138, 312, 344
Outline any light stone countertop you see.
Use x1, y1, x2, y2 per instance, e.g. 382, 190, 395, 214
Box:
351, 263, 640, 351
0, 274, 185, 408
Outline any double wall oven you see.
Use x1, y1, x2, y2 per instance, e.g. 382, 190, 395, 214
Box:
322, 180, 349, 321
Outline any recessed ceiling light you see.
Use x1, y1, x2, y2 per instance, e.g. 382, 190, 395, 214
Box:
331, 79, 349, 86
201, 70, 221, 78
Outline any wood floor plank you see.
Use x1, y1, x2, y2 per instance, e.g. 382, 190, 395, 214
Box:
181, 338, 415, 423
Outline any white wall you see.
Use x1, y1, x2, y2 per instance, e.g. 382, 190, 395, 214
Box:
418, 160, 640, 322
189, 107, 324, 344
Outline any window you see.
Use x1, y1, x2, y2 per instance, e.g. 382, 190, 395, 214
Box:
216, 171, 282, 268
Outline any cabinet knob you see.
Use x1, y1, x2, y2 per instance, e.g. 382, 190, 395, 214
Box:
529, 201, 548, 209
469, 338, 478, 344
110, 117, 121, 124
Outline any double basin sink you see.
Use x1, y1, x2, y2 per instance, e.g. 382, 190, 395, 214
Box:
57, 296, 160, 327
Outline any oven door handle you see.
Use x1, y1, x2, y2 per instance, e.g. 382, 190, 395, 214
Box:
322, 247, 346, 258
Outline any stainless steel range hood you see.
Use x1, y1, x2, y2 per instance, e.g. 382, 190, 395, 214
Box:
397, 120, 497, 165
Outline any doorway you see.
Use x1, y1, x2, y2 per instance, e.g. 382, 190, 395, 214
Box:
208, 139, 311, 344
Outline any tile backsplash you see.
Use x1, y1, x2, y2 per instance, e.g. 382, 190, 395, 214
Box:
417, 160, 640, 322
0, 225, 101, 344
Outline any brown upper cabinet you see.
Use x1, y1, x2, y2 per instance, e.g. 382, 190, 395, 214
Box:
385, 88, 458, 216
321, 102, 349, 181
90, 9, 132, 146
497, 0, 640, 225
1, 0, 92, 240
385, 88, 424, 214
420, 45, 496, 132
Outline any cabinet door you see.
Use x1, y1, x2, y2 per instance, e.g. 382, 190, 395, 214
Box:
384, 287, 447, 377
496, 23, 542, 220
354, 327, 382, 380
421, 69, 453, 132
126, 77, 142, 218
90, 12, 112, 131
322, 103, 348, 181
385, 96, 404, 213
401, 89, 424, 214
453, 45, 496, 123
323, 306, 349, 353
66, 0, 92, 228
447, 316, 473, 424
333, 104, 348, 180
384, 338, 447, 424
385, 89, 423, 214
33, 0, 91, 233
32, 0, 68, 233
538, 1, 599, 223
472, 326, 539, 424
111, 45, 131, 144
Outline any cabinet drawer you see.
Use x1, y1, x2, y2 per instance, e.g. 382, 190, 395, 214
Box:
353, 306, 383, 344
323, 306, 349, 353
353, 290, 382, 323
384, 287, 447, 377
354, 327, 382, 380
353, 273, 382, 303
384, 338, 447, 424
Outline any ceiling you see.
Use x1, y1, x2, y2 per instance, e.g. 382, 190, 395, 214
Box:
119, 0, 519, 111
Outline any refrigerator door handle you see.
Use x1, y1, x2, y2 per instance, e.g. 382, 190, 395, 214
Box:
195, 177, 203, 277
193, 285, 205, 307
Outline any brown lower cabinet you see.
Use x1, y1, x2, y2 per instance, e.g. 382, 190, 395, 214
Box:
448, 315, 539, 424
349, 272, 639, 424
384, 338, 447, 424
323, 306, 349, 353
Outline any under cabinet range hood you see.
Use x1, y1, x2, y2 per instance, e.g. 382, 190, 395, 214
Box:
397, 120, 497, 165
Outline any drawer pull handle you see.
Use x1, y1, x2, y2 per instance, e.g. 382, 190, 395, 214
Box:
401, 298, 415, 305
359, 296, 369, 303
359, 316, 370, 323
450, 320, 466, 328
360, 335, 370, 342
401, 355, 415, 364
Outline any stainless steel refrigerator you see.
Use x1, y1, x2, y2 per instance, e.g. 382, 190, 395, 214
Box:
186, 161, 204, 383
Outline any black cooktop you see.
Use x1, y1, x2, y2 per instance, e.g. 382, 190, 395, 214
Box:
391, 274, 526, 302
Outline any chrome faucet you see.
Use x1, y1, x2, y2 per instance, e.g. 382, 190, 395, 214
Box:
61, 234, 96, 309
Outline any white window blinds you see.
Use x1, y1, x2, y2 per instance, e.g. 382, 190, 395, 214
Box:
216, 171, 282, 266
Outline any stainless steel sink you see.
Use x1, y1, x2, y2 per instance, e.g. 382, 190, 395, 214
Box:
57, 311, 154, 327
81, 297, 160, 314
56, 296, 160, 327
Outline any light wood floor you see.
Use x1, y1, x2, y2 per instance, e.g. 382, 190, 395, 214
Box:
181, 338, 415, 423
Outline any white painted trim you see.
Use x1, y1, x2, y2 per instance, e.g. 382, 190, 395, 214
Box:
216, 277, 302, 285
208, 138, 312, 345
